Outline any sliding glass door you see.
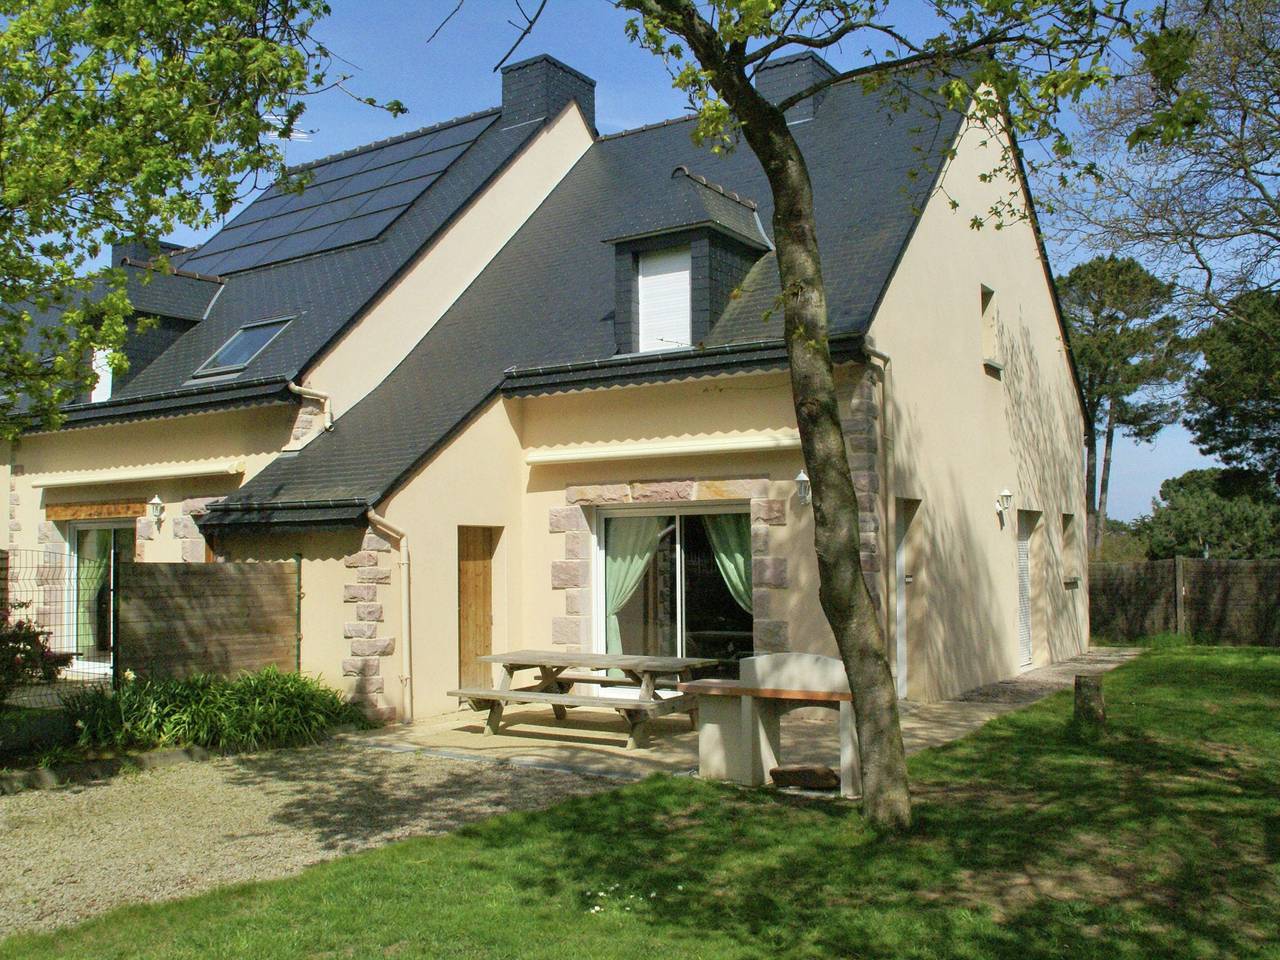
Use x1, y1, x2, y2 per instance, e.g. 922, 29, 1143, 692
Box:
601, 509, 753, 674
68, 524, 135, 675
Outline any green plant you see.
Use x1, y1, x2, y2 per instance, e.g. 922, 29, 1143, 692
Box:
63, 668, 364, 754
0, 613, 71, 708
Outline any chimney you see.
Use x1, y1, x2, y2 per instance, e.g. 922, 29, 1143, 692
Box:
112, 239, 183, 267
754, 52, 838, 122
500, 54, 596, 130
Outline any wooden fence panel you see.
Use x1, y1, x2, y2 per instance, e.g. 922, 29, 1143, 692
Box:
117, 561, 299, 678
1182, 560, 1280, 646
1090, 558, 1280, 645
1088, 560, 1177, 641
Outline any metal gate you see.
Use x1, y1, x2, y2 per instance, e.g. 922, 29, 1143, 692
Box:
2, 548, 302, 709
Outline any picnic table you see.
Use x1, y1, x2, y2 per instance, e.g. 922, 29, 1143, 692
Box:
448, 649, 717, 748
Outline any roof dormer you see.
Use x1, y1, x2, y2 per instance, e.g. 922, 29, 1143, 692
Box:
607, 167, 771, 354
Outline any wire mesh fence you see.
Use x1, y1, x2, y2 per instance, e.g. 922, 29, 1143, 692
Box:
3, 547, 114, 711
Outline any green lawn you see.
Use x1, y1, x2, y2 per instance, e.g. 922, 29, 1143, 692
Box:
5, 647, 1279, 959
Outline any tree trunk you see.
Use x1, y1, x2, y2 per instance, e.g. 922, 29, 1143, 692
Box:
768, 140, 908, 828
1097, 402, 1117, 555
1085, 420, 1099, 557
717, 74, 909, 829
629, 0, 910, 828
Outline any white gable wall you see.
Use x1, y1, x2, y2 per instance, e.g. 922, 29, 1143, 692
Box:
869, 111, 1088, 700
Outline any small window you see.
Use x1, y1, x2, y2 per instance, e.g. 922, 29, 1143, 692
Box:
1062, 513, 1081, 583
637, 246, 691, 352
89, 349, 112, 403
195, 317, 291, 376
980, 285, 1002, 376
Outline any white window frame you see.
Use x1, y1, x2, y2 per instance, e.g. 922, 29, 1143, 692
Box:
591, 501, 751, 659
636, 245, 692, 352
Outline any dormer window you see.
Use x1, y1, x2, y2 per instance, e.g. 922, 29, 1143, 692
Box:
195, 316, 291, 377
637, 246, 691, 352
607, 168, 769, 355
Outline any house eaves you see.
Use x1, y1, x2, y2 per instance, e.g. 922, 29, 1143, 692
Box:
47, 376, 294, 431
502, 335, 866, 397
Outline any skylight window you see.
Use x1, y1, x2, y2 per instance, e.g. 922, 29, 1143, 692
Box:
195, 317, 291, 376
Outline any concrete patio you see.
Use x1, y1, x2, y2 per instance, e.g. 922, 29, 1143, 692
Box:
347, 647, 1142, 782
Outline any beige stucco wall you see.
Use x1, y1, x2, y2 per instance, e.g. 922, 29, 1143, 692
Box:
347, 374, 840, 718
300, 103, 596, 421
871, 113, 1089, 700
7, 404, 296, 562
377, 398, 526, 717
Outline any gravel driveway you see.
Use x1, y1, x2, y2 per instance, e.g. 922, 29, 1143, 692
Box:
0, 741, 613, 935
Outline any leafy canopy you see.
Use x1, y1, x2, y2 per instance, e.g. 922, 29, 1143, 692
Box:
1049, 0, 1279, 324
0, 0, 403, 438
1137, 468, 1280, 560
1057, 254, 1186, 440
617, 0, 1192, 230
1184, 290, 1280, 481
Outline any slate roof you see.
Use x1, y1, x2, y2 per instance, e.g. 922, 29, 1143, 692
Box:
603, 165, 770, 250
202, 68, 965, 528
20, 261, 222, 349
55, 105, 550, 424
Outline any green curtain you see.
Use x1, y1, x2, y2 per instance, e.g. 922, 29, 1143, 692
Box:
604, 516, 666, 655
703, 514, 753, 614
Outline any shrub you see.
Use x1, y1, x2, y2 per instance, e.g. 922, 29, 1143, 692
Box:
63, 667, 365, 753
0, 612, 72, 709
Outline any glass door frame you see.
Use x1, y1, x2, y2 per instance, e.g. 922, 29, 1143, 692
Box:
591, 501, 751, 659
63, 520, 135, 676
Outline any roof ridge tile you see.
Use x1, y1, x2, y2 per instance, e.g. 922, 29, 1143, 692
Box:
670, 164, 758, 210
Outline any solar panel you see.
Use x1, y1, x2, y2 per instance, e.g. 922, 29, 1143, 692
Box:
182, 112, 498, 275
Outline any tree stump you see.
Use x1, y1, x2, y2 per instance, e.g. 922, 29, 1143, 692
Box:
1074, 675, 1106, 726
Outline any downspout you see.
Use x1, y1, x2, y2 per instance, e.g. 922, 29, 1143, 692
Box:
286, 382, 335, 431
366, 508, 413, 724
861, 343, 899, 695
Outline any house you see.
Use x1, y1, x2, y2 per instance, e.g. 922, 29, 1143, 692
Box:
2, 53, 1088, 720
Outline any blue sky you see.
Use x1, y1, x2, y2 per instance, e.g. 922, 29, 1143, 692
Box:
166, 0, 1216, 520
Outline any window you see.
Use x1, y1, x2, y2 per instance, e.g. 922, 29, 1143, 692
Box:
195, 317, 291, 376
601, 508, 752, 676
1062, 513, 1081, 583
980, 284, 1002, 376
637, 246, 691, 352
89, 349, 112, 403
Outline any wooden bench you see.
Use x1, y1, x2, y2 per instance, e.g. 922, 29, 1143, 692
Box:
678, 653, 862, 797
449, 687, 696, 749
447, 650, 716, 749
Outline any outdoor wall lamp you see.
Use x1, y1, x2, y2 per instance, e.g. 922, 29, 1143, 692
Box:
996, 489, 1014, 514
148, 494, 164, 525
795, 469, 812, 506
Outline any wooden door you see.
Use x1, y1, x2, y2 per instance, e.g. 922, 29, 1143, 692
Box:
458, 527, 497, 688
